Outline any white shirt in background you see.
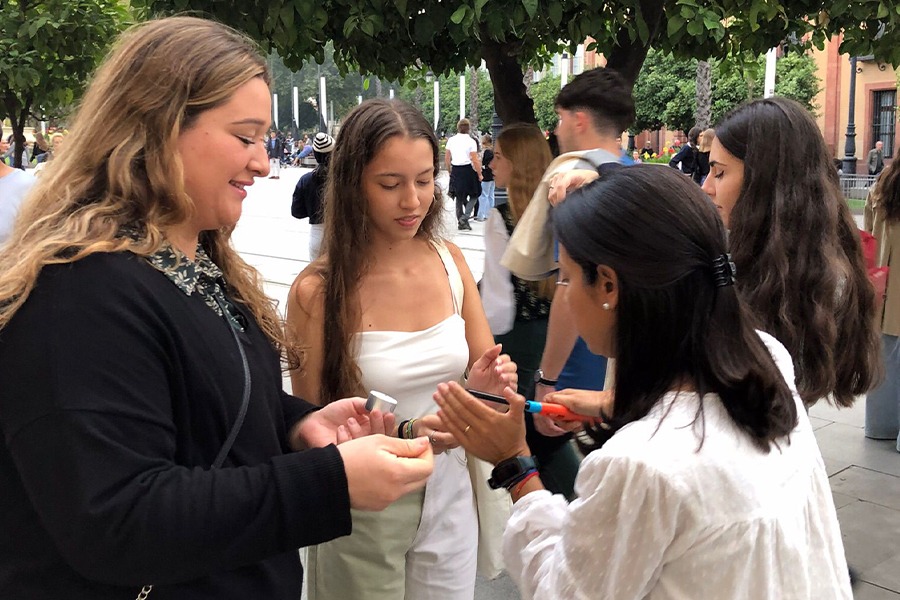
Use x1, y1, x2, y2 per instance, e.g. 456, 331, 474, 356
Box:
0, 169, 36, 246
446, 133, 477, 166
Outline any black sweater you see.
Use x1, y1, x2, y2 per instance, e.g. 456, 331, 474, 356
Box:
0, 253, 351, 599
291, 169, 325, 225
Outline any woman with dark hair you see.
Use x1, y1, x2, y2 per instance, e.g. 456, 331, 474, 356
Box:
286, 99, 517, 600
435, 164, 852, 599
703, 97, 881, 408
290, 131, 335, 260
864, 159, 900, 451
550, 98, 880, 411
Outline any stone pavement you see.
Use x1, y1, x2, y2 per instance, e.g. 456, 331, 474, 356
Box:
235, 167, 900, 599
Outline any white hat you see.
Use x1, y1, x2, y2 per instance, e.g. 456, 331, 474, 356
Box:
313, 132, 335, 154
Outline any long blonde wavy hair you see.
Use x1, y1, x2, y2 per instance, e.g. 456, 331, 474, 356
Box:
0, 16, 288, 358
497, 123, 555, 299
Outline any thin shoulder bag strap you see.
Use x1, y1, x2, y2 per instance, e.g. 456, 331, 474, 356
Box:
212, 295, 252, 469
135, 296, 252, 600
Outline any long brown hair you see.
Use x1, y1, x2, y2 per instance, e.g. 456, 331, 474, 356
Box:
0, 17, 288, 359
870, 156, 900, 222
715, 97, 881, 407
312, 99, 444, 404
497, 123, 555, 299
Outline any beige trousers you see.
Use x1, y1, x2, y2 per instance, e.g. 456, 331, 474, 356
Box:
306, 448, 478, 600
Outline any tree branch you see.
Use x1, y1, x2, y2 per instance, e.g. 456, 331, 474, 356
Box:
604, 0, 666, 87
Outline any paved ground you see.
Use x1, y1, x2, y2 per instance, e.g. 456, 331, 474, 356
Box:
235, 167, 900, 599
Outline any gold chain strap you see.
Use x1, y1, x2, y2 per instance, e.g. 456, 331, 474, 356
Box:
135, 585, 153, 599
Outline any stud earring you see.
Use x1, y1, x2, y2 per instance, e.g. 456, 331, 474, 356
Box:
602, 302, 611, 311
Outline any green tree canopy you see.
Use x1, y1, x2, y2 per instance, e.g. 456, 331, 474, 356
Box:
134, 0, 900, 128
632, 49, 821, 135
0, 0, 128, 167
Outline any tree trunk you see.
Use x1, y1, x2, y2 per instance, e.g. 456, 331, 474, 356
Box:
3, 94, 30, 170
482, 39, 536, 125
604, 0, 666, 87
523, 66, 534, 99
374, 76, 383, 98
468, 66, 479, 131
695, 60, 712, 129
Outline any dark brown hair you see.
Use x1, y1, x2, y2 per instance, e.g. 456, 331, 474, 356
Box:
715, 97, 881, 407
554, 165, 797, 452
870, 157, 900, 223
315, 99, 444, 404
554, 67, 635, 136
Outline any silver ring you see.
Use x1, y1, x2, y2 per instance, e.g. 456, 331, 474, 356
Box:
463, 425, 471, 434
428, 432, 437, 445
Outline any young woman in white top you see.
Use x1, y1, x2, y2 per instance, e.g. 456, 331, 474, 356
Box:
435, 164, 853, 599
286, 99, 517, 600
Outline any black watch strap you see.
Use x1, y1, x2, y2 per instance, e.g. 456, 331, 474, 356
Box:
488, 455, 539, 490
534, 368, 558, 387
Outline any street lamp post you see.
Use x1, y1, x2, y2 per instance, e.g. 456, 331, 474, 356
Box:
842, 56, 859, 175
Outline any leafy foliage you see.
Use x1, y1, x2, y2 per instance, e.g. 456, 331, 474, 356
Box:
133, 0, 898, 128
0, 0, 128, 166
632, 48, 821, 134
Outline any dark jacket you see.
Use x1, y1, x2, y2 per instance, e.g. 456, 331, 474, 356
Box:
291, 169, 326, 225
0, 253, 351, 599
266, 137, 284, 159
669, 143, 697, 175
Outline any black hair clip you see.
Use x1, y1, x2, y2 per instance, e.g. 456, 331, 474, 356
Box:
711, 253, 736, 288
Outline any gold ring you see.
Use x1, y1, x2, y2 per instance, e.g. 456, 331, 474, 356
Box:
464, 425, 471, 434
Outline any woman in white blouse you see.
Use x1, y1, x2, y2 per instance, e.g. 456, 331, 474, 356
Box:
435, 164, 852, 599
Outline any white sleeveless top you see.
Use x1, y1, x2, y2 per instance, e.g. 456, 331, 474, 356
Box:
355, 241, 469, 421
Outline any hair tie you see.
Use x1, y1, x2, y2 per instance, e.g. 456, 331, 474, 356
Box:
711, 253, 736, 288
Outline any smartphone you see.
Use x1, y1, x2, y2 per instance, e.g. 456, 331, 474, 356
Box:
465, 388, 510, 413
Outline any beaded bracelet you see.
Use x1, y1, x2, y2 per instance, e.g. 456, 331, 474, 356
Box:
510, 468, 540, 495
405, 418, 417, 440
397, 420, 411, 439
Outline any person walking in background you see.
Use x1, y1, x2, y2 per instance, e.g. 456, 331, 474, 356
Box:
286, 99, 516, 600
474, 134, 495, 222
266, 130, 282, 179
692, 127, 714, 185
868, 140, 885, 176
445, 118, 482, 230
0, 17, 434, 599
437, 164, 854, 600
291, 132, 335, 260
669, 126, 701, 177
864, 159, 900, 452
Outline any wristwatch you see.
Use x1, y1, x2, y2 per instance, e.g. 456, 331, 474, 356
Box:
488, 455, 539, 490
534, 368, 558, 387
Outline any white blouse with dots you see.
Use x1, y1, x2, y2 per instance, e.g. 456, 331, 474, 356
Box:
502, 332, 852, 600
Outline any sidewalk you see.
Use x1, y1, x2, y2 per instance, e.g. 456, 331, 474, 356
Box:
235, 168, 900, 599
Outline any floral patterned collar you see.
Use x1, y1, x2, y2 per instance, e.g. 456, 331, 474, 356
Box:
143, 242, 243, 329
